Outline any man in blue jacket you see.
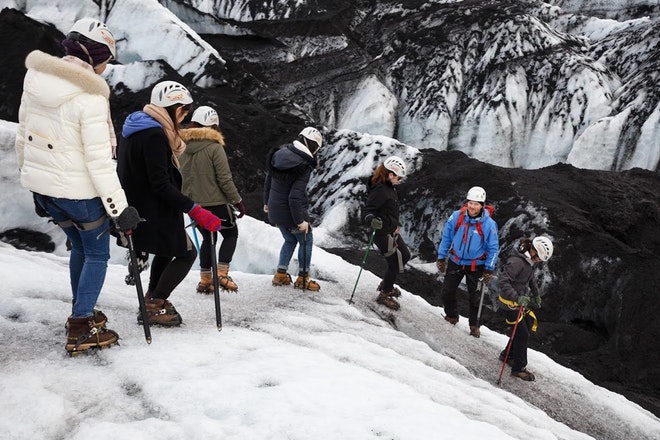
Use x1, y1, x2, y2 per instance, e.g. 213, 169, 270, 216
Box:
436, 186, 499, 337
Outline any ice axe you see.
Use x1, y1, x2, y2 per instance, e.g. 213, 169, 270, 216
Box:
210, 230, 222, 331
125, 229, 152, 344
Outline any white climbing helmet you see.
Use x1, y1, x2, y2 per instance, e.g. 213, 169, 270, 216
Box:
299, 127, 323, 149
384, 156, 407, 177
466, 186, 486, 203
191, 106, 219, 126
67, 17, 116, 59
150, 81, 193, 107
532, 236, 553, 261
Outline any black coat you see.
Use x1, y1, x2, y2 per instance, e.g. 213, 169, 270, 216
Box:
264, 143, 316, 229
116, 127, 195, 257
363, 178, 400, 235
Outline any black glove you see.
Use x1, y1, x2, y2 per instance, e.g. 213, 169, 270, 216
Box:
436, 259, 446, 273
114, 206, 141, 232
531, 295, 542, 309
517, 295, 530, 307
481, 270, 494, 284
371, 217, 383, 230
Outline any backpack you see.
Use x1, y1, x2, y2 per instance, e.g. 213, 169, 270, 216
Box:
450, 203, 495, 270
453, 203, 495, 240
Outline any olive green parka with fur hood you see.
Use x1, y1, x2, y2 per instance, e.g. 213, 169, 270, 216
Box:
179, 127, 241, 206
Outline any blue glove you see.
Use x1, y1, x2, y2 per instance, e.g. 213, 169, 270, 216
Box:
531, 295, 542, 309
517, 295, 530, 307
371, 217, 383, 230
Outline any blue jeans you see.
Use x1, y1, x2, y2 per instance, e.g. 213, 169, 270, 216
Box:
277, 226, 313, 274
35, 194, 110, 318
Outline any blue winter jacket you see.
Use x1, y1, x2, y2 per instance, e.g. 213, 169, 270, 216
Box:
437, 207, 499, 270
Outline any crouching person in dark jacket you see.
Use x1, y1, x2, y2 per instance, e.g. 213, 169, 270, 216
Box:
264, 127, 323, 291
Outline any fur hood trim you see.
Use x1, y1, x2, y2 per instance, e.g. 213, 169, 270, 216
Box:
25, 50, 109, 98
180, 126, 225, 146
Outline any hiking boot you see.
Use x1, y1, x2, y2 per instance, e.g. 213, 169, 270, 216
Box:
65, 316, 118, 354
196, 270, 213, 294
469, 325, 481, 338
65, 308, 107, 330
137, 297, 182, 327
377, 282, 401, 297
511, 368, 536, 381
444, 315, 459, 325
376, 292, 400, 310
294, 274, 320, 291
217, 263, 238, 292
499, 350, 515, 367
272, 269, 292, 286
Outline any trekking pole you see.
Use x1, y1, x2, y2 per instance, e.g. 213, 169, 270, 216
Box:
476, 278, 486, 326
496, 306, 524, 385
209, 230, 222, 331
301, 231, 308, 292
125, 230, 152, 344
348, 228, 376, 304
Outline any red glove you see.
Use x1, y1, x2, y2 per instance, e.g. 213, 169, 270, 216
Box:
235, 200, 245, 219
189, 204, 222, 232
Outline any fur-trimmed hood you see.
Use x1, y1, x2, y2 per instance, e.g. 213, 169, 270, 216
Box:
180, 126, 225, 147
23, 50, 110, 107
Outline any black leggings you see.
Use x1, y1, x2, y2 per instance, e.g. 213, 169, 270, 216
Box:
373, 233, 411, 292
196, 204, 238, 269
148, 244, 197, 300
503, 307, 531, 373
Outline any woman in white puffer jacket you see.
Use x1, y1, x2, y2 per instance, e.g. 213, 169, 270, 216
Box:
14, 17, 139, 354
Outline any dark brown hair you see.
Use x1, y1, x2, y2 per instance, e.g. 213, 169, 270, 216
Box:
165, 103, 192, 131
371, 164, 391, 185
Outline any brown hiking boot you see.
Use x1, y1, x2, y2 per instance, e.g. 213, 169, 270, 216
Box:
65, 308, 108, 330
376, 292, 400, 310
138, 297, 182, 326
377, 282, 401, 297
444, 315, 459, 325
511, 368, 536, 381
272, 269, 292, 286
217, 264, 238, 292
65, 316, 118, 354
294, 274, 320, 291
196, 270, 213, 294
469, 325, 481, 338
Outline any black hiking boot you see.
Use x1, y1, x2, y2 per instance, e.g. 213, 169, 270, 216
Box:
499, 350, 515, 367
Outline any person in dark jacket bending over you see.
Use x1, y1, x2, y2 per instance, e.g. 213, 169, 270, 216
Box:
436, 186, 499, 337
180, 106, 245, 293
264, 127, 323, 291
117, 81, 222, 326
498, 236, 553, 381
363, 156, 412, 311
